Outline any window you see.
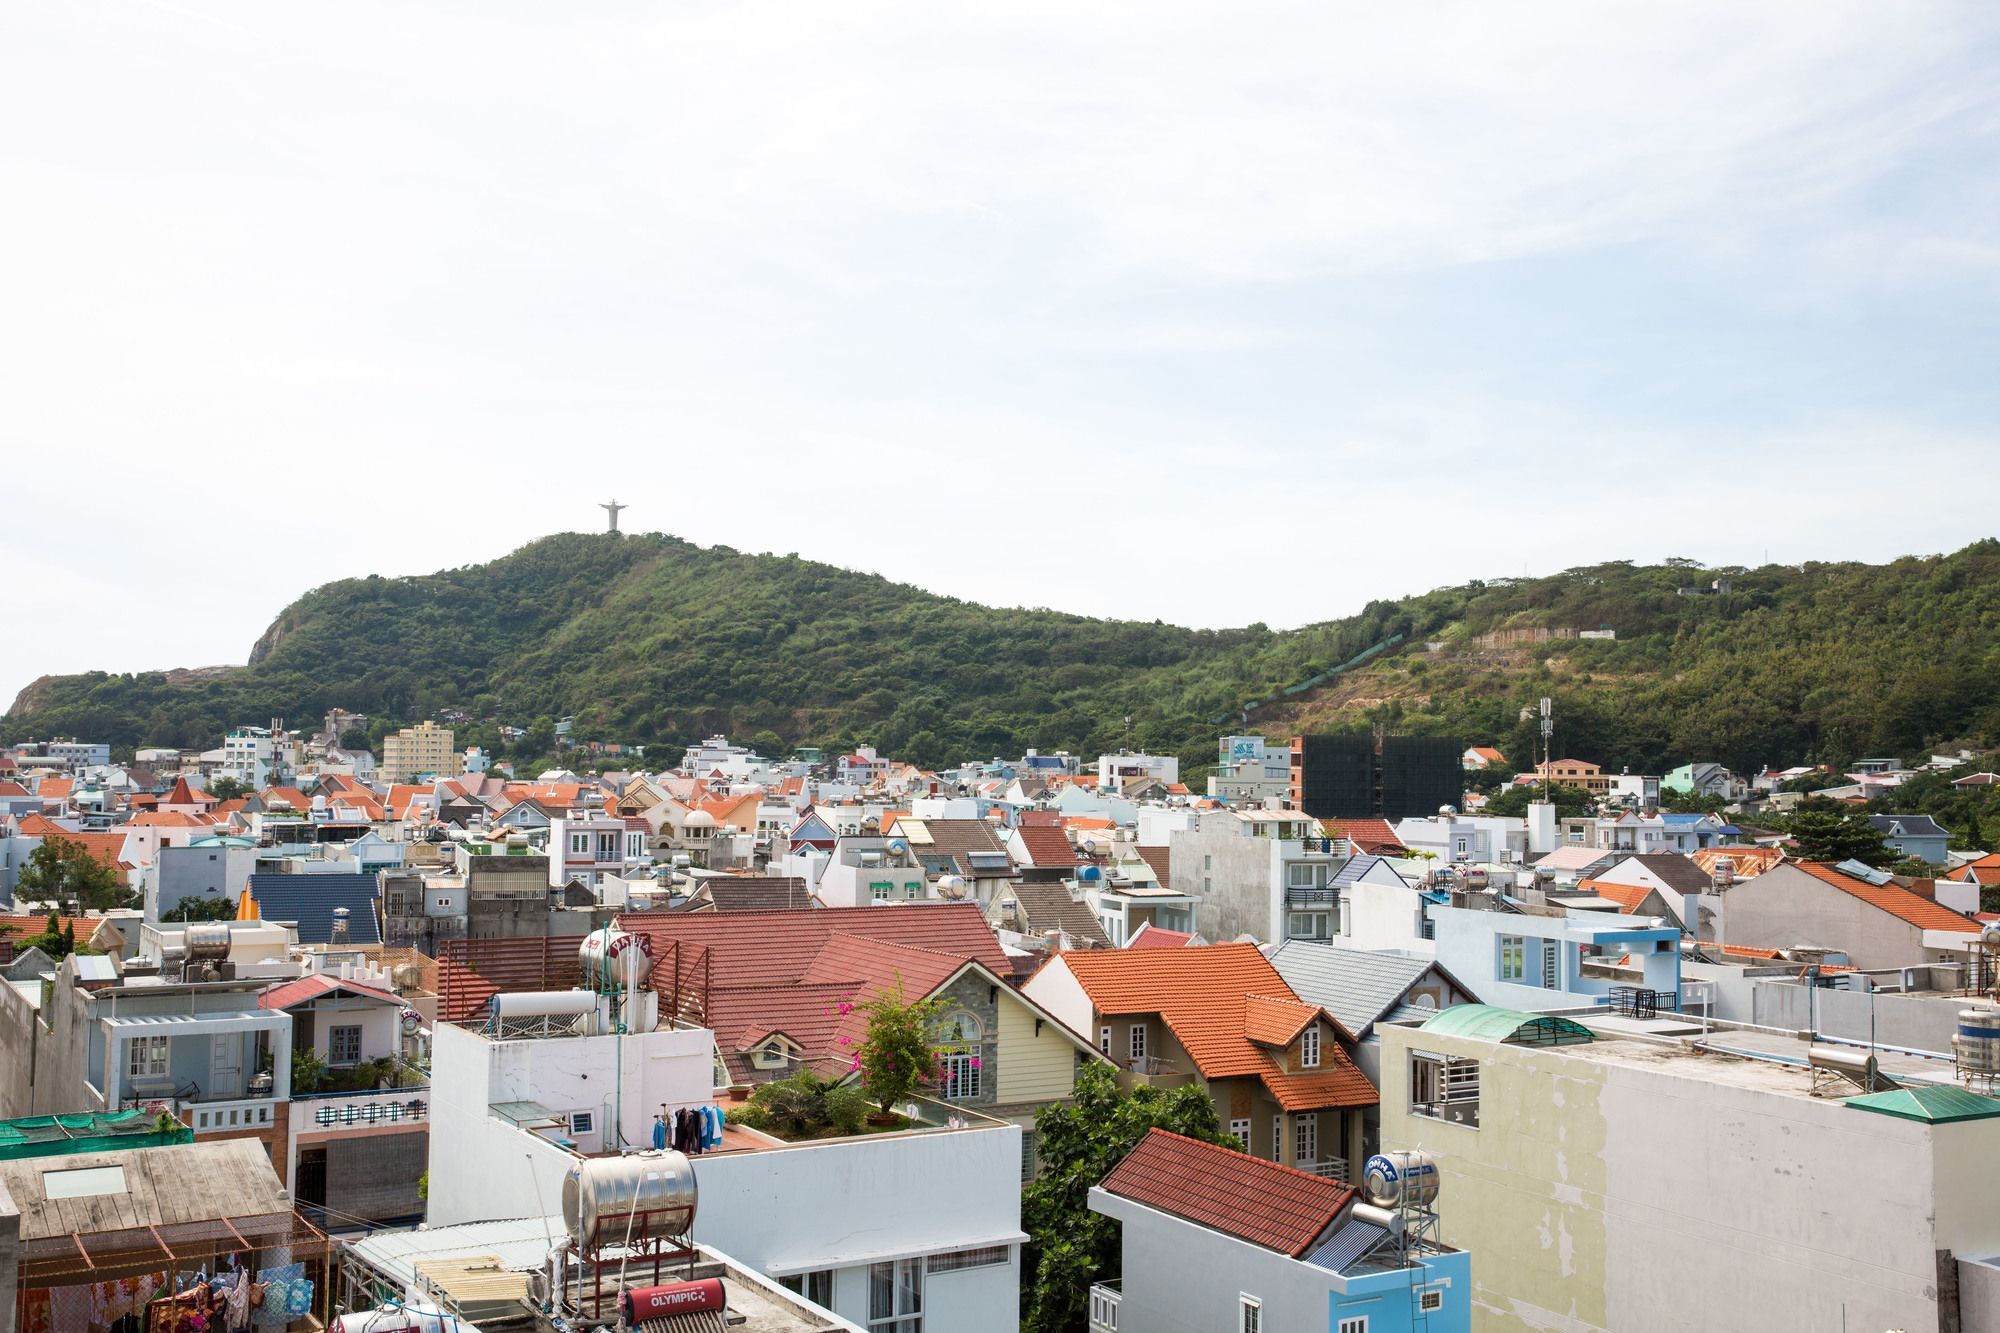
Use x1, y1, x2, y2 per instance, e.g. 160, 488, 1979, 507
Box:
781, 1270, 834, 1310
1300, 1025, 1320, 1069
942, 1011, 983, 1044
928, 1244, 1009, 1272
328, 1025, 363, 1065
1099, 1026, 1111, 1056
1498, 935, 1527, 982
868, 1257, 922, 1333
126, 1036, 169, 1079
1228, 1118, 1251, 1150
1409, 1050, 1481, 1127
1419, 1289, 1444, 1313
568, 832, 588, 854
1240, 1295, 1262, 1333
567, 1110, 595, 1135
1295, 1114, 1317, 1165
1288, 862, 1317, 888
1021, 1130, 1039, 1181
1541, 940, 1560, 989
938, 1052, 980, 1100
1338, 1317, 1369, 1333
1128, 1024, 1146, 1061
1454, 837, 1468, 856
1271, 1115, 1283, 1162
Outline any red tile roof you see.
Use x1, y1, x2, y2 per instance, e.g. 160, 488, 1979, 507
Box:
1691, 845, 1785, 880
129, 811, 215, 829
1013, 824, 1085, 868
1049, 943, 1375, 1111
259, 973, 402, 1012
161, 777, 215, 807
1125, 925, 1196, 949
1244, 994, 1320, 1047
1327, 818, 1406, 856
0, 781, 32, 798
617, 902, 1009, 988
1789, 861, 1979, 933
1101, 1130, 1355, 1256
1133, 845, 1171, 883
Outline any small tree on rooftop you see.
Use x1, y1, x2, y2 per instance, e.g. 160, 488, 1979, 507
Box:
15, 837, 130, 912
852, 978, 951, 1114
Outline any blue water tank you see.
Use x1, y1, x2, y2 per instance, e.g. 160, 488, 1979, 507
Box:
1078, 865, 1102, 882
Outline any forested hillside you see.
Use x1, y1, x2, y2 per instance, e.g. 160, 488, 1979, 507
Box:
8, 533, 2000, 776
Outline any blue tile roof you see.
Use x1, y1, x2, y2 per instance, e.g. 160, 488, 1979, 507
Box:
245, 874, 381, 945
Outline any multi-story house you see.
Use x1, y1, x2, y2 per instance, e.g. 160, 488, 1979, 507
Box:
1025, 942, 1379, 1181
1168, 807, 1341, 945
549, 813, 652, 892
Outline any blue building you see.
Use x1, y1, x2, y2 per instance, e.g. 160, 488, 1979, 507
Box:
1089, 1128, 1470, 1333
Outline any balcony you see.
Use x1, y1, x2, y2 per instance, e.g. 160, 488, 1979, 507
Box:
1088, 1281, 1121, 1333
1285, 886, 1336, 908
1121, 1056, 1191, 1090
1303, 1156, 1351, 1183
293, 1085, 430, 1133
185, 1097, 278, 1134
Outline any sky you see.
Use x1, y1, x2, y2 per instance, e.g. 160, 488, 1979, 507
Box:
4, 1, 1999, 707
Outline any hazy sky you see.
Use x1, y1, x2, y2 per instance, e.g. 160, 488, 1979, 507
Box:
5, 1, 1999, 707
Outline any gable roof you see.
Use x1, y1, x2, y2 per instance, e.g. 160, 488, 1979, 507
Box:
1787, 861, 1979, 933
259, 973, 402, 1012
1606, 853, 1714, 894
1243, 993, 1322, 1047
1533, 845, 1616, 873
1577, 880, 1655, 913
1100, 1129, 1355, 1257
245, 873, 382, 945
1867, 814, 1950, 840
1005, 879, 1113, 949
1049, 943, 1375, 1111
1268, 941, 1467, 1039
1326, 818, 1407, 856
1331, 855, 1408, 890
1012, 823, 1086, 869
1691, 845, 1785, 879
697, 876, 816, 912
618, 902, 1009, 988
1125, 924, 1198, 949
1133, 845, 1171, 884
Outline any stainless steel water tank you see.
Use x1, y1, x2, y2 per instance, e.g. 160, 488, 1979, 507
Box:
1955, 1008, 2000, 1078
1363, 1151, 1441, 1208
183, 923, 231, 961
579, 928, 654, 990
562, 1151, 697, 1248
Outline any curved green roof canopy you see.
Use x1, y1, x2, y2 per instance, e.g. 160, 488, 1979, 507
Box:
1419, 1004, 1594, 1046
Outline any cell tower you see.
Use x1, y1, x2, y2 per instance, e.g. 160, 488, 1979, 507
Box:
1539, 697, 1554, 801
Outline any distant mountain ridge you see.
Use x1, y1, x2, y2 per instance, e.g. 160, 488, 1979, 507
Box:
9, 532, 2000, 775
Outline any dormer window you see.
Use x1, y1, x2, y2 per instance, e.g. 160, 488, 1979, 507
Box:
1300, 1025, 1320, 1069
750, 1036, 799, 1070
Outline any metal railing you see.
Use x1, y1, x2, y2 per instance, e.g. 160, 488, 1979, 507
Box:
294, 1085, 430, 1130
1286, 886, 1337, 906
1088, 1281, 1121, 1333
1305, 1156, 1351, 1182
185, 1097, 277, 1133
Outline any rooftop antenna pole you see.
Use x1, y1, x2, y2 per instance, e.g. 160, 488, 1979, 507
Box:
1539, 698, 1554, 804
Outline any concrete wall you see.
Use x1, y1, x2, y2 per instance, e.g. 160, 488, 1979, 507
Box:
1960, 1256, 2000, 1333
1345, 878, 1434, 956
1171, 820, 1283, 945
1722, 865, 1933, 970
1751, 980, 1972, 1055
693, 1122, 1023, 1333
0, 982, 44, 1119
1378, 1023, 1991, 1332
0, 1175, 16, 1333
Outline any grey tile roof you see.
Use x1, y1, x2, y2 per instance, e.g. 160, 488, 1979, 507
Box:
1868, 814, 1950, 839
1331, 855, 1408, 889
246, 873, 381, 945
701, 876, 816, 912
1608, 853, 1714, 894
1268, 941, 1445, 1038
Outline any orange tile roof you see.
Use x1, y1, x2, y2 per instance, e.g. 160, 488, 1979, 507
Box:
129, 811, 215, 829
1063, 817, 1116, 832
30, 831, 135, 872
1789, 861, 1979, 933
161, 777, 215, 807
618, 902, 1010, 988
0, 781, 33, 798
1692, 845, 1785, 879
15, 814, 70, 837
37, 778, 73, 800
1101, 1130, 1355, 1257
1013, 824, 1085, 868
1244, 994, 1320, 1047
1051, 943, 1375, 1111
1577, 880, 1652, 913
1126, 925, 1197, 949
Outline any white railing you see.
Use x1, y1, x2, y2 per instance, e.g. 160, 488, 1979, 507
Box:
293, 1086, 429, 1134
187, 1098, 276, 1133
1305, 1156, 1350, 1182
1088, 1282, 1121, 1333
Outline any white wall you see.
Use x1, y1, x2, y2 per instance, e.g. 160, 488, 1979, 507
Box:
694, 1123, 1024, 1333
1021, 959, 1094, 1042
1344, 878, 1434, 956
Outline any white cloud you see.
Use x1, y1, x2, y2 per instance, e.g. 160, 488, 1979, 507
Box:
2, 0, 1997, 708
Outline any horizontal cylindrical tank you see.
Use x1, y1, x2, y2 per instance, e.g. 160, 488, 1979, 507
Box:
1363, 1151, 1441, 1209
489, 990, 597, 1020
331, 1306, 457, 1332
1806, 1044, 1879, 1083
579, 928, 654, 990
1460, 868, 1489, 891
562, 1150, 697, 1249
1956, 1008, 2000, 1077
622, 1278, 725, 1322
183, 923, 232, 962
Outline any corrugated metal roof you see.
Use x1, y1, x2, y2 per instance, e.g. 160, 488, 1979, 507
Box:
346, 1215, 564, 1287
1268, 942, 1446, 1039
1302, 1217, 1388, 1274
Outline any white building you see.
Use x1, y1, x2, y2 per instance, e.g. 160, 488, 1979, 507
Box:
1393, 813, 1528, 867
1097, 751, 1179, 790
426, 1006, 1023, 1333
220, 724, 295, 788
549, 814, 651, 892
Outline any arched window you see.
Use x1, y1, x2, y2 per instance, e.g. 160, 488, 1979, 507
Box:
943, 1010, 983, 1044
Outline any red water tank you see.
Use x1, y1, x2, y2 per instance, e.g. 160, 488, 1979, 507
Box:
622, 1278, 726, 1321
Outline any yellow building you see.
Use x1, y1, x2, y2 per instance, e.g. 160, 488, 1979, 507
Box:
381, 720, 463, 783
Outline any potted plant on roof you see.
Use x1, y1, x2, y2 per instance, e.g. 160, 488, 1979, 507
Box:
851, 979, 952, 1126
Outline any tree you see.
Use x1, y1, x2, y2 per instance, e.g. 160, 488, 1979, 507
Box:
1659, 789, 1730, 815
291, 1047, 328, 1095
852, 981, 952, 1113
1783, 802, 1896, 867
204, 775, 250, 803
164, 896, 238, 923
338, 728, 371, 753
15, 838, 131, 911
1021, 1062, 1236, 1333
1481, 783, 1593, 819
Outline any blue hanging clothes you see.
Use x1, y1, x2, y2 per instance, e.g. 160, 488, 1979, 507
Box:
652, 1116, 668, 1151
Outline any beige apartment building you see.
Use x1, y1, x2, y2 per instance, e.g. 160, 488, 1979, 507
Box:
381, 720, 462, 783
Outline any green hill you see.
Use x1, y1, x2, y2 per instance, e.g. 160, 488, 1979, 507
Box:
9, 533, 2000, 776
